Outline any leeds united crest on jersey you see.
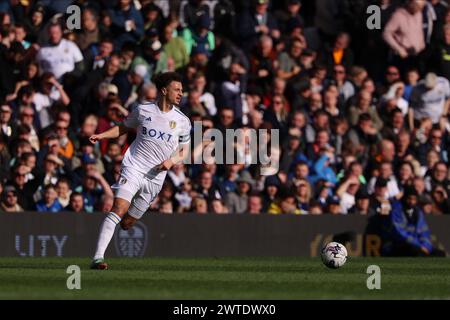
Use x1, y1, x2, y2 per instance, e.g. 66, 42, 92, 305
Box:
114, 221, 148, 257
169, 120, 176, 129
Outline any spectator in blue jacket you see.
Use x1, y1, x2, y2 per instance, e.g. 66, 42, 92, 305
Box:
383, 186, 445, 257
36, 184, 63, 213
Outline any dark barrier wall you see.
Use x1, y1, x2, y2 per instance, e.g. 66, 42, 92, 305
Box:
1, 213, 449, 257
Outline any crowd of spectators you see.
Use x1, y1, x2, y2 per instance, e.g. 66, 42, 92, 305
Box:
0, 0, 449, 219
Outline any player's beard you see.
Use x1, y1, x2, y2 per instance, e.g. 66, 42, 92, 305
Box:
171, 98, 181, 106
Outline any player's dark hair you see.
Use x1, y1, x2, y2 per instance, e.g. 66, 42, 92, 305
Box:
153, 72, 183, 91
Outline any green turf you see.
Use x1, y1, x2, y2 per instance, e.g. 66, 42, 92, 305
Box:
0, 257, 449, 299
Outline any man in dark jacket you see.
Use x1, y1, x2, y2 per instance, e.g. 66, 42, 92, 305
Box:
109, 0, 144, 48
237, 0, 280, 53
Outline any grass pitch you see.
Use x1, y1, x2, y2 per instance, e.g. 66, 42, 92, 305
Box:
0, 257, 449, 299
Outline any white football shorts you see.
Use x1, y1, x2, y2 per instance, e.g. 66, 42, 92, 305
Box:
111, 166, 162, 219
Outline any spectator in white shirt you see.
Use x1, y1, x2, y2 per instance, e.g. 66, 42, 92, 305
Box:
36, 22, 84, 81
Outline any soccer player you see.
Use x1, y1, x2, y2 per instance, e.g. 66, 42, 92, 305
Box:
89, 72, 191, 269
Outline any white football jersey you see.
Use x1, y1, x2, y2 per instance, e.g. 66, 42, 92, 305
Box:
122, 102, 191, 186
36, 39, 83, 79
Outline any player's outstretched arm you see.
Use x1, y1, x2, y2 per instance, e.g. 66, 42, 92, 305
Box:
89, 124, 131, 144
154, 143, 190, 172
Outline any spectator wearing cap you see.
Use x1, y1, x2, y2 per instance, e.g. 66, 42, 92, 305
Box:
0, 185, 23, 212
409, 72, 450, 129
109, 0, 144, 48
35, 184, 63, 213
237, 0, 280, 53
162, 24, 189, 71
224, 171, 254, 214
72, 152, 100, 183
327, 195, 342, 215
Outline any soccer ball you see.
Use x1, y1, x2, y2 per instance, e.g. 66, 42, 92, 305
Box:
321, 242, 347, 269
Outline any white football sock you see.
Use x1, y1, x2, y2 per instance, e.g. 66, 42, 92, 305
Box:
93, 212, 121, 260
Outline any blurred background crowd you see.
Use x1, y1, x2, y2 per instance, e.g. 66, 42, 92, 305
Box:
0, 0, 449, 218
